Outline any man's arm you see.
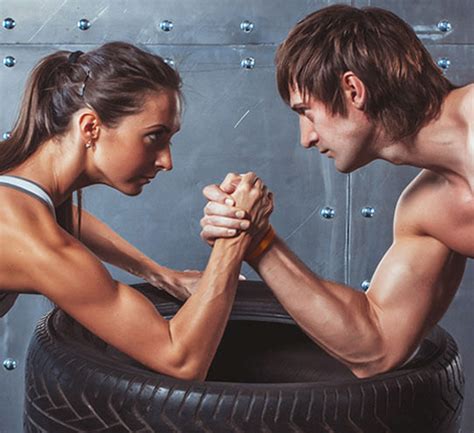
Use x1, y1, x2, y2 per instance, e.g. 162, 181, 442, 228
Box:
73, 206, 199, 300
201, 176, 467, 378
250, 229, 465, 377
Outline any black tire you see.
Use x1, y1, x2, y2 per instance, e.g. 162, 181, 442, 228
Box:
24, 281, 464, 433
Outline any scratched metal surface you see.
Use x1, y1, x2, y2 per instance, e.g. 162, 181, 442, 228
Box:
354, 0, 474, 44
0, 0, 350, 45
1, 1, 473, 432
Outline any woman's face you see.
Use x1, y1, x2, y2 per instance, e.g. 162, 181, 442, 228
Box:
93, 89, 181, 195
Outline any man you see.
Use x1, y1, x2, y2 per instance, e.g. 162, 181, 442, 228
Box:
199, 5, 473, 378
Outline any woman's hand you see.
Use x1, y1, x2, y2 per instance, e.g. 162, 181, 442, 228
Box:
200, 172, 274, 249
146, 268, 202, 301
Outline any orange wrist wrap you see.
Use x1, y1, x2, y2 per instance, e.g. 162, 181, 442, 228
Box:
246, 225, 276, 262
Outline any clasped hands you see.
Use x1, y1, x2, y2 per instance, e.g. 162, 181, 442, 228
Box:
153, 172, 273, 301
200, 172, 274, 255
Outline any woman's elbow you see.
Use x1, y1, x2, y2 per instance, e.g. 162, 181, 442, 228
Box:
155, 351, 208, 381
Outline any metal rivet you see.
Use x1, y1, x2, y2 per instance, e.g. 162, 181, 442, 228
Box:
437, 20, 453, 33
240, 20, 255, 33
164, 58, 175, 67
240, 57, 255, 69
3, 56, 16, 67
160, 20, 174, 32
361, 280, 371, 291
2, 17, 16, 30
437, 57, 451, 71
77, 18, 91, 31
361, 206, 376, 218
320, 206, 336, 219
3, 358, 17, 371
2, 131, 11, 140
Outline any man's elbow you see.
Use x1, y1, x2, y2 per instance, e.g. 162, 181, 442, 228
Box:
347, 348, 406, 379
350, 361, 392, 379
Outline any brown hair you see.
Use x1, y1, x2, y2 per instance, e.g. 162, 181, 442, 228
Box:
275, 5, 457, 140
1, 42, 181, 236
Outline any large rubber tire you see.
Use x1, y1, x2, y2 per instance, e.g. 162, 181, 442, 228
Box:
24, 281, 464, 433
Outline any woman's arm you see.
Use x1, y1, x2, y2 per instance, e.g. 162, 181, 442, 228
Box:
30, 173, 265, 381
73, 205, 199, 300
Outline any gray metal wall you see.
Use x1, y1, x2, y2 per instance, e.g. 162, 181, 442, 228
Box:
0, 1, 472, 432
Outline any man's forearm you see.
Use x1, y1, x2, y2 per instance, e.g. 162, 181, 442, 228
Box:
249, 236, 385, 377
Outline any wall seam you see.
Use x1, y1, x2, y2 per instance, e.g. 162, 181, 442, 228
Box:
344, 173, 352, 285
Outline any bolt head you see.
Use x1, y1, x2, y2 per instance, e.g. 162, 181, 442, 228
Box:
3, 56, 16, 67
240, 57, 255, 69
164, 57, 175, 67
160, 20, 174, 32
320, 206, 336, 219
77, 18, 91, 31
437, 20, 453, 33
240, 20, 254, 33
437, 57, 451, 70
3, 17, 16, 30
361, 206, 376, 218
3, 358, 17, 371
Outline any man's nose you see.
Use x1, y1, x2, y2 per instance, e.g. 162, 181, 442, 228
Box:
299, 117, 318, 149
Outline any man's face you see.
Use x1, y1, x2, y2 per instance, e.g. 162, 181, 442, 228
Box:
289, 87, 378, 173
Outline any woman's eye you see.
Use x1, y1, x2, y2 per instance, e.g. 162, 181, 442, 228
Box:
147, 130, 165, 143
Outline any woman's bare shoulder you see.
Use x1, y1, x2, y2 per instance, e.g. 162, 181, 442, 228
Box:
0, 187, 77, 292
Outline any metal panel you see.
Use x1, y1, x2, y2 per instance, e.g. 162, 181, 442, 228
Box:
354, 0, 474, 44
0, 0, 350, 45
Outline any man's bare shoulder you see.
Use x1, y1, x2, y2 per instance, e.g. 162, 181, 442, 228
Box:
395, 170, 474, 257
458, 83, 474, 121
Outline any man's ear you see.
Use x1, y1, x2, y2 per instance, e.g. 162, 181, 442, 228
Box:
341, 71, 366, 110
78, 109, 101, 142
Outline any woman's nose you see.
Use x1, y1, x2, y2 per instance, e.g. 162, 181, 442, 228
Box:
155, 145, 173, 171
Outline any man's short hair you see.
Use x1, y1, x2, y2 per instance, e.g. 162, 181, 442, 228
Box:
276, 5, 456, 140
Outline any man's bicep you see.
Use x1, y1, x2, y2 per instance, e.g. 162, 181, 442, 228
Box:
367, 234, 464, 365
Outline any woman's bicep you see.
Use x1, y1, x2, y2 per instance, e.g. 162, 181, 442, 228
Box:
32, 239, 179, 375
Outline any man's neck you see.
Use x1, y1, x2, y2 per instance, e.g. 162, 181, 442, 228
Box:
377, 86, 474, 192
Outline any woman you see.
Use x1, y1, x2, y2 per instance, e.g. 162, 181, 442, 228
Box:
0, 42, 272, 380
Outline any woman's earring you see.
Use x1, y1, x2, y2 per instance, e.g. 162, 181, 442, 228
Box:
85, 140, 92, 149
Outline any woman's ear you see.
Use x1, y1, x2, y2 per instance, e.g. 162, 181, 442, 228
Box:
78, 109, 101, 142
341, 71, 366, 110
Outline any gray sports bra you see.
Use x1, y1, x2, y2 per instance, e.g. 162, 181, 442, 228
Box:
0, 175, 55, 217
0, 175, 56, 317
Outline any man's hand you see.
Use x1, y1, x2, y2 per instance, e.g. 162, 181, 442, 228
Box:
200, 172, 273, 248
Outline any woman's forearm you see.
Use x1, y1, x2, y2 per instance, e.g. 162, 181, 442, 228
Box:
168, 233, 250, 379
73, 206, 176, 290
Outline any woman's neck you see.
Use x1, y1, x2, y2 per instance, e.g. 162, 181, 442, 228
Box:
5, 136, 92, 206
